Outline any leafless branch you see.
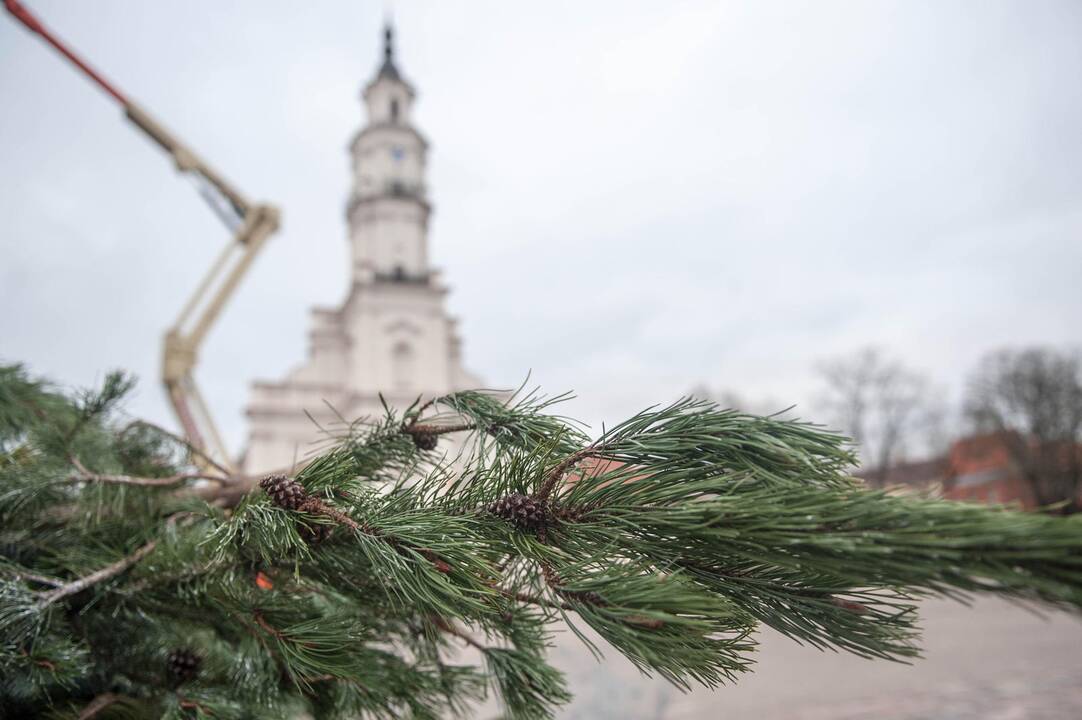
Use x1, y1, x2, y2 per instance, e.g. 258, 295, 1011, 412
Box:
431, 616, 487, 652
816, 347, 935, 486
189, 475, 260, 507
123, 419, 232, 477
77, 693, 122, 720
67, 467, 228, 488
36, 539, 158, 609
6, 570, 64, 588
402, 421, 477, 436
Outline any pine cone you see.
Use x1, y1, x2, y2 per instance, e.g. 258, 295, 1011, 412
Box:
488, 493, 547, 531
260, 474, 308, 511
298, 521, 333, 545
167, 647, 201, 685
412, 431, 438, 451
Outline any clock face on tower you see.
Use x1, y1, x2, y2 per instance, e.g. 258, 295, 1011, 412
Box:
391, 146, 406, 162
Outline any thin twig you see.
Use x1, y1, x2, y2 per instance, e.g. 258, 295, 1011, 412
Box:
36, 539, 158, 609
66, 453, 264, 508
420, 549, 453, 574
830, 597, 871, 615
431, 616, 487, 653
260, 476, 453, 574
536, 564, 666, 629
298, 674, 336, 683
230, 611, 281, 664
7, 570, 64, 588
301, 497, 362, 531
537, 444, 600, 501
77, 692, 121, 720
304, 497, 450, 572
403, 422, 477, 437
189, 475, 260, 507
124, 419, 232, 478
404, 397, 438, 426
178, 698, 214, 716
20, 647, 56, 671
499, 588, 575, 612
68, 456, 227, 487
68, 470, 226, 487
253, 611, 285, 639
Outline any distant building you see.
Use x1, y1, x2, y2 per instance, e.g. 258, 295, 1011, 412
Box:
858, 432, 1045, 509
941, 433, 1038, 507
244, 25, 480, 473
855, 456, 950, 495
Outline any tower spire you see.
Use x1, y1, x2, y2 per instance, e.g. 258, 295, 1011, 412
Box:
378, 22, 401, 81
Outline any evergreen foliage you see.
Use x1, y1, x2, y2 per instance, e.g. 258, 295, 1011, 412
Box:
2, 363, 1082, 719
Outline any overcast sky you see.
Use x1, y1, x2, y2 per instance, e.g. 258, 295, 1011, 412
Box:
2, 0, 1080, 456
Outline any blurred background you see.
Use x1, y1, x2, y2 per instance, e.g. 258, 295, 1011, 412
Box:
2, 1, 1081, 717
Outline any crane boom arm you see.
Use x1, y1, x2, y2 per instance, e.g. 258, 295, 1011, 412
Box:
5, 0, 279, 471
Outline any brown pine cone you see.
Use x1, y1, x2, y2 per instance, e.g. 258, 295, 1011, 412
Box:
412, 431, 438, 451
167, 647, 201, 685
488, 492, 548, 531
260, 474, 308, 511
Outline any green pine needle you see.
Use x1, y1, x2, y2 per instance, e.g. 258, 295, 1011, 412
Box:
3, 363, 1082, 719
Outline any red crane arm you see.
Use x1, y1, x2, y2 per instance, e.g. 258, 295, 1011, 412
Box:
5, 0, 128, 105
5, 0, 281, 472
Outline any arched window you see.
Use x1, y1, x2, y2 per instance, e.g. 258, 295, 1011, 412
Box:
390, 98, 400, 123
392, 341, 414, 391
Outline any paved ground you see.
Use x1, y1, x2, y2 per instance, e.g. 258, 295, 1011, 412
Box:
539, 596, 1082, 720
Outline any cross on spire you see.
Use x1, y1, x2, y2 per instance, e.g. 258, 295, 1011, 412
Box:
378, 23, 401, 81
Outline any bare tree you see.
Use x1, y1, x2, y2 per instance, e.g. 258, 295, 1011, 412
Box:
689, 385, 783, 418
689, 384, 747, 412
816, 348, 936, 486
964, 347, 1082, 514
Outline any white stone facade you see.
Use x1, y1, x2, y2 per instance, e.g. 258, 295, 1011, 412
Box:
243, 27, 480, 473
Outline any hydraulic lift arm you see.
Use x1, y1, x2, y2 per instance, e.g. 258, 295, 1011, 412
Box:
6, 0, 279, 472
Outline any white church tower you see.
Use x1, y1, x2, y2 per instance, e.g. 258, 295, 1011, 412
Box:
244, 25, 480, 472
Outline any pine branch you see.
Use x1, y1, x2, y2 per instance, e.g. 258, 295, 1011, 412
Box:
5, 571, 63, 588
68, 455, 227, 487
77, 692, 121, 720
35, 538, 158, 609
5, 364, 1082, 720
